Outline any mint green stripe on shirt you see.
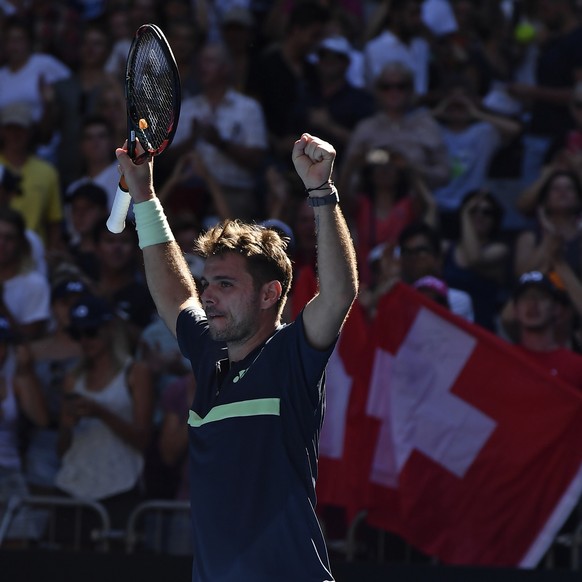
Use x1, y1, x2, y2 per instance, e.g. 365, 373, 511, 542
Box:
188, 398, 281, 427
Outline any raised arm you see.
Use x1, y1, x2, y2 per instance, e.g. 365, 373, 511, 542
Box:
291, 133, 359, 350
116, 144, 200, 336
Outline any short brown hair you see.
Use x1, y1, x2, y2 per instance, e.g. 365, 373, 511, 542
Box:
194, 220, 293, 311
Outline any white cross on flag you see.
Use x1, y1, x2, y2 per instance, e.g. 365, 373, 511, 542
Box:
318, 282, 582, 567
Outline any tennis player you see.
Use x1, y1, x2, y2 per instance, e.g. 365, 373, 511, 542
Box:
116, 132, 358, 581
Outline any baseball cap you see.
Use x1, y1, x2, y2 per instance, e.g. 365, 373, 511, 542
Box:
0, 102, 33, 128
513, 271, 557, 300
69, 295, 113, 329
318, 35, 352, 61
413, 276, 449, 299
52, 278, 90, 302
66, 182, 109, 207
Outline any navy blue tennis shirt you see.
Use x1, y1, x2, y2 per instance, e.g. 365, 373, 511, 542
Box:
176, 306, 336, 582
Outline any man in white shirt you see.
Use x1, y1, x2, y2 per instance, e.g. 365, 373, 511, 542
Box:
170, 42, 268, 220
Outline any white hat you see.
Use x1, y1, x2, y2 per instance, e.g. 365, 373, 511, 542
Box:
318, 36, 352, 61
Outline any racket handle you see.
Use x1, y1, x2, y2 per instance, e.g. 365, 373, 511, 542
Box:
107, 178, 132, 233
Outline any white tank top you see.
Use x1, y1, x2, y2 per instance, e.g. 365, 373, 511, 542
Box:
55, 360, 144, 500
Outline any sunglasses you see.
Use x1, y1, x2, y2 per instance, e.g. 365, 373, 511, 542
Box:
68, 326, 101, 341
376, 81, 411, 92
400, 245, 434, 257
469, 206, 495, 217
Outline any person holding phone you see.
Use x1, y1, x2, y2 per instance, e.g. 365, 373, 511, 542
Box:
116, 132, 358, 581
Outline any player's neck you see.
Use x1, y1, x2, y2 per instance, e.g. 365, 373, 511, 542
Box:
227, 322, 277, 363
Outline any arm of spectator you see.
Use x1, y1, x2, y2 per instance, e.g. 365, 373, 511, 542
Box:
507, 83, 577, 106
420, 129, 451, 189
264, 164, 291, 221
458, 193, 509, 268
308, 108, 352, 148
191, 151, 232, 220
72, 361, 154, 452
13, 343, 48, 427
199, 121, 266, 170
468, 101, 522, 141
57, 373, 77, 456
409, 167, 439, 229
513, 214, 560, 276
516, 164, 557, 217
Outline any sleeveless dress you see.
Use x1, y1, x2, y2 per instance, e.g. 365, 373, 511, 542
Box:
55, 360, 144, 500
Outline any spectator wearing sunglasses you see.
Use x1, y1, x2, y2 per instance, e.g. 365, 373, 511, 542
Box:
360, 221, 474, 322
55, 295, 153, 530
441, 189, 509, 332
341, 61, 449, 195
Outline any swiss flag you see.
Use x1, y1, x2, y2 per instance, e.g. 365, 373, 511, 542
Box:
291, 265, 370, 507
341, 283, 582, 566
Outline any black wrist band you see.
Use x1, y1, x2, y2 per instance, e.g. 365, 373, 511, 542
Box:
307, 188, 339, 207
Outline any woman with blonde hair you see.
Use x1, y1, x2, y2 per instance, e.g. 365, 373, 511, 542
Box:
55, 295, 153, 530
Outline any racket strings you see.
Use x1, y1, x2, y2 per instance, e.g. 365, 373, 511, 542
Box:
129, 33, 178, 152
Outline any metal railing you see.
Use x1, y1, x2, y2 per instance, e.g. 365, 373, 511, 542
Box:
0, 494, 112, 551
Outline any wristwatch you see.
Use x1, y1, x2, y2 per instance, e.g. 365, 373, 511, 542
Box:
307, 189, 339, 207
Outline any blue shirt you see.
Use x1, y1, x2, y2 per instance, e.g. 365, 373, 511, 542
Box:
177, 307, 336, 582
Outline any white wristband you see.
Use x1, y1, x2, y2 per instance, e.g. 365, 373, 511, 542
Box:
133, 198, 175, 249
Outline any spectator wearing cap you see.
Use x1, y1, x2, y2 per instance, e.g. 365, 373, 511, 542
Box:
64, 182, 109, 281
55, 295, 153, 528
304, 35, 375, 166
0, 207, 51, 341
0, 102, 65, 253
413, 275, 450, 308
91, 220, 156, 350
505, 271, 582, 391
0, 314, 49, 541
24, 270, 88, 494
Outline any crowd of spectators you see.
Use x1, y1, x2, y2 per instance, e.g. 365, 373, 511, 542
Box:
1, 0, 582, 558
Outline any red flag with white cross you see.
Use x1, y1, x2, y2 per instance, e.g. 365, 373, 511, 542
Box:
339, 282, 582, 566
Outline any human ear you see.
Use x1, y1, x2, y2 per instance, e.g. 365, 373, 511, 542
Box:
261, 280, 283, 309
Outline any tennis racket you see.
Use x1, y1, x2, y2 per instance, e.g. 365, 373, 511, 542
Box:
107, 23, 181, 233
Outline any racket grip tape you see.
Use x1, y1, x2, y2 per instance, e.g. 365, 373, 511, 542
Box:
107, 177, 132, 233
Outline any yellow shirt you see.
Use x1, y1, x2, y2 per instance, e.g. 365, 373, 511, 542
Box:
0, 154, 63, 243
